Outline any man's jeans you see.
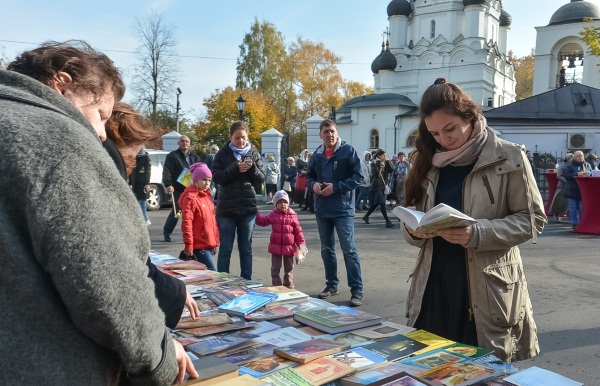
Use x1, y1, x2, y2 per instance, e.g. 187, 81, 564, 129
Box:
138, 199, 149, 221
568, 198, 582, 227
163, 191, 182, 237
315, 215, 363, 294
355, 186, 370, 208
193, 249, 217, 271
216, 214, 256, 279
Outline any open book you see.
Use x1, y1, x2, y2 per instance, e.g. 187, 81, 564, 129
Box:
392, 203, 476, 232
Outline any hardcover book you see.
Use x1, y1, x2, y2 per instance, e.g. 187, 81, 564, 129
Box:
219, 343, 277, 366
472, 353, 520, 376
185, 331, 258, 356
330, 346, 387, 371
315, 332, 373, 348
274, 338, 351, 363
443, 343, 494, 359
176, 311, 232, 329
244, 305, 294, 321
392, 203, 476, 232
209, 374, 272, 386
293, 305, 383, 334
218, 291, 278, 316
182, 319, 256, 337
253, 326, 313, 347
181, 354, 238, 385
363, 334, 427, 362
400, 348, 472, 370
238, 355, 299, 378
254, 286, 310, 305
351, 321, 416, 340
289, 356, 357, 385
339, 362, 426, 386
206, 287, 249, 306
404, 330, 455, 356
502, 366, 583, 386
156, 260, 208, 270
262, 368, 314, 386
416, 361, 501, 386
292, 298, 336, 313
378, 372, 431, 386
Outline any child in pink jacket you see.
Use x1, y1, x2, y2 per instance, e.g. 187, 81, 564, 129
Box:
255, 190, 307, 288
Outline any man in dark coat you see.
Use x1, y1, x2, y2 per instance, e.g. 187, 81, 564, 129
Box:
162, 135, 200, 242
130, 147, 152, 224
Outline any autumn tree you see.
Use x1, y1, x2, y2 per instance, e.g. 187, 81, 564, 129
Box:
509, 50, 535, 100
580, 17, 600, 56
194, 87, 280, 152
132, 11, 179, 119
342, 80, 374, 100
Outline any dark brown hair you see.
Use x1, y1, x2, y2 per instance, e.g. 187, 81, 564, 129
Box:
7, 40, 125, 102
105, 102, 159, 174
404, 78, 481, 206
229, 120, 249, 136
319, 119, 336, 132
373, 149, 386, 158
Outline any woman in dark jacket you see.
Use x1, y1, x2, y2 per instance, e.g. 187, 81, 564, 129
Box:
563, 150, 587, 229
211, 121, 265, 279
282, 157, 297, 202
130, 147, 152, 224
362, 149, 395, 228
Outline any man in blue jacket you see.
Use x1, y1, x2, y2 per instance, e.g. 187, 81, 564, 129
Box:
307, 119, 365, 306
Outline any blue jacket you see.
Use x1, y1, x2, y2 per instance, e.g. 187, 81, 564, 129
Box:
307, 139, 362, 218
563, 160, 585, 200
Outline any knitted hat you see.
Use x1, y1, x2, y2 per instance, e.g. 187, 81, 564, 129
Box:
189, 162, 212, 182
274, 190, 289, 204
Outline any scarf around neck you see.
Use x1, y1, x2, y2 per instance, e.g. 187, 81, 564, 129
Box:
228, 141, 251, 160
431, 114, 489, 168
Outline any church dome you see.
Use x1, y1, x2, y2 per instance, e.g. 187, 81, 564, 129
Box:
371, 43, 385, 74
387, 0, 411, 17
549, 0, 600, 25
500, 9, 512, 27
463, 0, 488, 7
378, 44, 398, 72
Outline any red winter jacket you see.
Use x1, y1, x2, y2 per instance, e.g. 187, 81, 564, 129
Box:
255, 208, 306, 256
179, 185, 219, 252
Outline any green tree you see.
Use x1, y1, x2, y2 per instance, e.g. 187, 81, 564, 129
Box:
509, 50, 535, 100
580, 17, 600, 56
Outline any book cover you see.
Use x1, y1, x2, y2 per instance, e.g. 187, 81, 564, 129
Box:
186, 331, 258, 356
209, 374, 272, 386
315, 332, 373, 348
472, 353, 520, 375
177, 168, 193, 187
274, 338, 351, 363
218, 291, 278, 316
392, 203, 476, 232
443, 343, 494, 359
254, 286, 310, 304
503, 366, 583, 386
172, 269, 209, 277
363, 334, 427, 362
176, 311, 232, 329
290, 356, 357, 386
377, 372, 431, 385
404, 330, 455, 356
292, 298, 336, 313
219, 343, 277, 365
262, 368, 313, 386
330, 346, 387, 371
182, 319, 256, 337
400, 348, 472, 370
417, 361, 501, 386
249, 320, 280, 335
206, 287, 249, 306
238, 355, 298, 378
340, 362, 426, 386
182, 354, 238, 384
293, 305, 382, 334
351, 321, 416, 340
253, 326, 313, 348
156, 260, 208, 270
244, 305, 294, 321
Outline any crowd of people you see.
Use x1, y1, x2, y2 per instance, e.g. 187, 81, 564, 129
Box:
1, 40, 564, 383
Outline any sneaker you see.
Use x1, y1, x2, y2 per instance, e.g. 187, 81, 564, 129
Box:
145, 219, 152, 226
350, 292, 363, 307
163, 234, 172, 242
318, 286, 339, 299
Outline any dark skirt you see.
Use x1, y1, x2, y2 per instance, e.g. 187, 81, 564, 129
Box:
369, 189, 386, 206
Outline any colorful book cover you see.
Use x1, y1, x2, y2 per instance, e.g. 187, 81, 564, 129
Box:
155, 260, 207, 270
503, 366, 583, 386
417, 361, 501, 386
244, 305, 294, 321
209, 374, 272, 386
363, 334, 427, 362
290, 356, 357, 385
253, 326, 313, 347
292, 298, 336, 313
219, 343, 278, 366
238, 355, 299, 378
443, 343, 495, 358
218, 291, 278, 316
175, 311, 232, 329
206, 287, 249, 305
404, 329, 455, 356
293, 306, 382, 334
274, 338, 351, 363
254, 286, 309, 304
316, 332, 373, 348
351, 321, 416, 340
330, 346, 387, 371
262, 368, 313, 386
400, 348, 472, 370
177, 168, 193, 187
377, 372, 430, 385
186, 331, 259, 356
250, 320, 281, 335
182, 319, 255, 336
339, 362, 426, 386
472, 353, 520, 375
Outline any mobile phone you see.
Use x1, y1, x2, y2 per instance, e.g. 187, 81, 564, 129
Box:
320, 183, 327, 190
242, 155, 252, 163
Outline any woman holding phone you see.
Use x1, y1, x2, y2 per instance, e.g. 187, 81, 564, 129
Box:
211, 121, 265, 279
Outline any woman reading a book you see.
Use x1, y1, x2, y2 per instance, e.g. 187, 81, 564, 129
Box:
402, 78, 546, 362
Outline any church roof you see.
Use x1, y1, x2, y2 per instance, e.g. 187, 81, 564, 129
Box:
337, 93, 417, 115
549, 0, 600, 25
387, 0, 411, 17
500, 9, 512, 27
371, 42, 385, 74
463, 0, 488, 7
378, 45, 398, 71
484, 83, 600, 123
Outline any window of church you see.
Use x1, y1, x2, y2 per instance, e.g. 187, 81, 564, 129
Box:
406, 129, 418, 148
430, 20, 436, 39
370, 129, 379, 149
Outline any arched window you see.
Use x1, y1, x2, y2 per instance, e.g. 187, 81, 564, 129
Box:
406, 129, 418, 148
370, 129, 379, 149
430, 20, 436, 39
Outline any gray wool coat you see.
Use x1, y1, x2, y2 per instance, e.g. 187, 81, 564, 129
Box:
0, 70, 178, 385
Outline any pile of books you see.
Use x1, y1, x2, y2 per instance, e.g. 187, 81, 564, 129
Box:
150, 251, 583, 386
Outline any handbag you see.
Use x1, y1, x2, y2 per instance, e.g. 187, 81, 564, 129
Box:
283, 181, 291, 191
384, 184, 391, 195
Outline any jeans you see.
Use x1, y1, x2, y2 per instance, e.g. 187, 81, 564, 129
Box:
163, 191, 182, 237
216, 214, 256, 279
193, 249, 217, 271
138, 199, 149, 221
568, 198, 582, 227
355, 186, 370, 208
315, 215, 363, 293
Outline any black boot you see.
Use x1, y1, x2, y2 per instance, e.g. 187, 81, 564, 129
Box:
362, 215, 370, 224
385, 220, 395, 228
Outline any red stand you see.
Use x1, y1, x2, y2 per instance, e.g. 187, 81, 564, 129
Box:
543, 171, 558, 215
573, 176, 600, 235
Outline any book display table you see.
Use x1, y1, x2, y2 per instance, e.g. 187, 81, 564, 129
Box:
543, 171, 558, 215
573, 176, 600, 235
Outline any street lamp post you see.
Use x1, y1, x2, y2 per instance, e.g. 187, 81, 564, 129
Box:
176, 87, 182, 133
393, 115, 401, 154
236, 95, 246, 121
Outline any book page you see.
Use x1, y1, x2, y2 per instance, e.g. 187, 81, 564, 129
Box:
391, 206, 426, 231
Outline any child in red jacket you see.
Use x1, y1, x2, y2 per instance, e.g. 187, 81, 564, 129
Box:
256, 190, 307, 288
179, 162, 219, 271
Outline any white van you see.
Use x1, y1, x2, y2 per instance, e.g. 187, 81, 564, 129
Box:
146, 149, 172, 211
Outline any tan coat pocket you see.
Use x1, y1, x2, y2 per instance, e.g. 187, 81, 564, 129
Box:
483, 261, 526, 327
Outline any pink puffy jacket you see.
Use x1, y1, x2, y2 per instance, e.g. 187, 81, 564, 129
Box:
255, 208, 305, 256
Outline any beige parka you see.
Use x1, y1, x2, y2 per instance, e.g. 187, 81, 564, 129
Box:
402, 129, 547, 362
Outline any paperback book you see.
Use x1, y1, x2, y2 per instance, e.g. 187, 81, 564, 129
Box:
363, 334, 427, 362
289, 356, 357, 386
443, 343, 494, 359
293, 305, 383, 334
378, 372, 431, 386
262, 368, 314, 386
182, 354, 238, 385
186, 331, 259, 356
292, 298, 336, 313
339, 362, 426, 386
219, 343, 278, 365
238, 355, 299, 378
244, 305, 295, 321
404, 330, 455, 356
253, 326, 313, 347
274, 337, 351, 363
181, 318, 256, 337
175, 311, 232, 329
502, 366, 583, 386
351, 321, 416, 340
330, 346, 387, 371
416, 361, 501, 386
249, 320, 280, 335
177, 168, 193, 187
206, 287, 249, 306
400, 348, 472, 370
315, 332, 373, 348
209, 374, 272, 386
218, 291, 278, 316
392, 203, 476, 232
254, 286, 310, 305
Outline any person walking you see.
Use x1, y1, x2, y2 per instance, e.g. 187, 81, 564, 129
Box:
162, 135, 200, 242
295, 149, 310, 210
393, 152, 410, 205
549, 153, 573, 221
265, 155, 280, 204
355, 151, 372, 210
362, 149, 395, 228
307, 119, 365, 307
130, 146, 152, 225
